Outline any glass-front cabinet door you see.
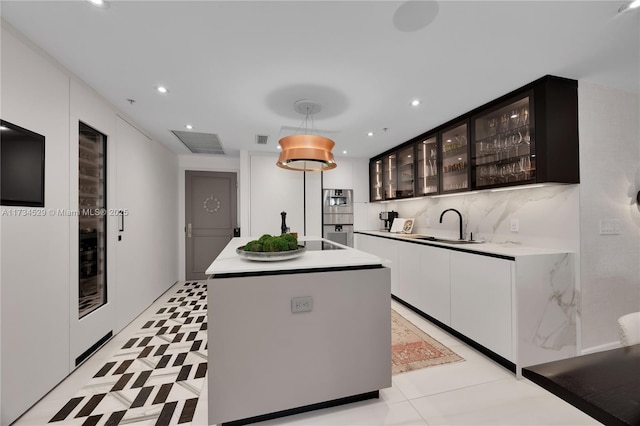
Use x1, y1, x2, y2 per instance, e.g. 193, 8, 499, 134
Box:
473, 96, 534, 188
396, 145, 414, 198
382, 153, 397, 199
79, 122, 107, 318
440, 122, 469, 192
416, 135, 438, 196
370, 159, 383, 201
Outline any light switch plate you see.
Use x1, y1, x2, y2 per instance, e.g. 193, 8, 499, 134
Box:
291, 296, 313, 313
599, 219, 620, 235
510, 218, 520, 232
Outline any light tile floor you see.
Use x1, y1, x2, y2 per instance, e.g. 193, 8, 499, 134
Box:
14, 281, 601, 426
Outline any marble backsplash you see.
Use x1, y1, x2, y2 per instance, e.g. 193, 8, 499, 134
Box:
365, 183, 581, 253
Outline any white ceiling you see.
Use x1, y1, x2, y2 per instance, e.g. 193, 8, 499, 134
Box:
1, 1, 638, 159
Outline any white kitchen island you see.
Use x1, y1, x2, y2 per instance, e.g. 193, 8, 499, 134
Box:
205, 237, 391, 426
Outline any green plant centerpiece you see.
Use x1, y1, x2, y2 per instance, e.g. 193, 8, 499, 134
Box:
242, 233, 299, 252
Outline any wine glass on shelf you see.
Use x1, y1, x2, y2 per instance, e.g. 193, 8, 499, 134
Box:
512, 132, 523, 157
518, 156, 532, 180
478, 166, 488, 186
519, 107, 529, 127
509, 162, 518, 182
509, 109, 519, 130
499, 113, 509, 132
489, 164, 498, 184
487, 117, 497, 136
523, 130, 531, 155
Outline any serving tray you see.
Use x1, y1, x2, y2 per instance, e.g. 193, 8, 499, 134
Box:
236, 245, 306, 262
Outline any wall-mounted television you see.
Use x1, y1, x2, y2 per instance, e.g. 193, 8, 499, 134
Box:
1, 119, 45, 207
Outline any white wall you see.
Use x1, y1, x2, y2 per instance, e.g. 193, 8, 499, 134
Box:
578, 81, 640, 352
1, 24, 71, 425
1, 22, 179, 424
249, 154, 306, 237
177, 154, 240, 280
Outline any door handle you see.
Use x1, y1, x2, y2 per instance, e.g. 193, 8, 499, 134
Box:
119, 210, 125, 232
187, 223, 192, 238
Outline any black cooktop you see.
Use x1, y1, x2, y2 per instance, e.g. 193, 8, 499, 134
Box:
303, 240, 345, 251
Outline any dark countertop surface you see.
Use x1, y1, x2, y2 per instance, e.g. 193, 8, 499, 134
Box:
523, 344, 640, 426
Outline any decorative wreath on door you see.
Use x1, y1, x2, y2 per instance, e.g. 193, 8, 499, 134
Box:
203, 195, 221, 213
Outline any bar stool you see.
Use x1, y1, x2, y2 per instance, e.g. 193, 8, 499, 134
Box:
617, 312, 640, 346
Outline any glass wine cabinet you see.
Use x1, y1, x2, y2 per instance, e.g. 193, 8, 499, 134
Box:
78, 122, 107, 318
369, 75, 579, 201
473, 96, 533, 188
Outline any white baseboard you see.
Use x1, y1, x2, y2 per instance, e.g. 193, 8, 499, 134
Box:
581, 341, 621, 355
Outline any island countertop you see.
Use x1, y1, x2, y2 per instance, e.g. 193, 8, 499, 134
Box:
206, 236, 384, 276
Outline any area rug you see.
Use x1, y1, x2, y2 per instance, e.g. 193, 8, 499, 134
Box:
392, 309, 463, 374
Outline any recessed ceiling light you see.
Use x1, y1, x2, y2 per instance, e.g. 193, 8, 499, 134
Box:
185, 124, 193, 130
446, 139, 452, 143
408, 155, 412, 158
276, 145, 281, 150
343, 150, 348, 154
156, 86, 168, 94
0, 126, 9, 131
367, 132, 374, 136
411, 99, 421, 107
87, 0, 108, 8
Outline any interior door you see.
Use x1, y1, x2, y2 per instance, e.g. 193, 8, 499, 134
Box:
186, 171, 237, 280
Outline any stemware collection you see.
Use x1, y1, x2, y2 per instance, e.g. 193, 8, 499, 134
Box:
474, 101, 533, 187
372, 100, 535, 196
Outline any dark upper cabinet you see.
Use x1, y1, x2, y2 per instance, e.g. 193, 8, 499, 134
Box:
471, 76, 579, 189
370, 159, 383, 201
374, 146, 415, 201
369, 75, 579, 202
415, 134, 438, 196
440, 121, 470, 194
382, 152, 397, 199
472, 94, 533, 188
396, 145, 415, 198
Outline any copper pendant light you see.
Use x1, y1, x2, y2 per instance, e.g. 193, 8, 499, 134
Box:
277, 101, 337, 172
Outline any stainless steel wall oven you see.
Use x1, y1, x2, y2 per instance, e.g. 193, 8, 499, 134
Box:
322, 189, 354, 247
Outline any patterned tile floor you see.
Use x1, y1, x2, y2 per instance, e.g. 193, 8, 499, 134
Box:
16, 281, 600, 426
49, 282, 207, 426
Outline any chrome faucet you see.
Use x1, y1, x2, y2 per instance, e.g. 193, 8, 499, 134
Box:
439, 208, 464, 240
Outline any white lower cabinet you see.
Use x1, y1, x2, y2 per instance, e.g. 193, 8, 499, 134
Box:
357, 233, 577, 371
357, 233, 514, 363
398, 243, 451, 325
355, 234, 399, 294
450, 251, 513, 361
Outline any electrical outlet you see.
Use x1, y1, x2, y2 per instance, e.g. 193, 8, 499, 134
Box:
599, 219, 620, 235
510, 218, 520, 232
291, 296, 313, 313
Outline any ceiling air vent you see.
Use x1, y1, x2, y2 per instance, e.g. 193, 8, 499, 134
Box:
256, 134, 269, 145
171, 130, 225, 154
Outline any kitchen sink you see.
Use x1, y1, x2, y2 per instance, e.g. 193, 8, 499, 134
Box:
415, 236, 484, 244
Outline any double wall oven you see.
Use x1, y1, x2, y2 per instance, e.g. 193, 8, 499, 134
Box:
322, 188, 354, 247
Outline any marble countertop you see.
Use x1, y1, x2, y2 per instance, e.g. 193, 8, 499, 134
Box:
357, 230, 573, 257
206, 236, 384, 276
